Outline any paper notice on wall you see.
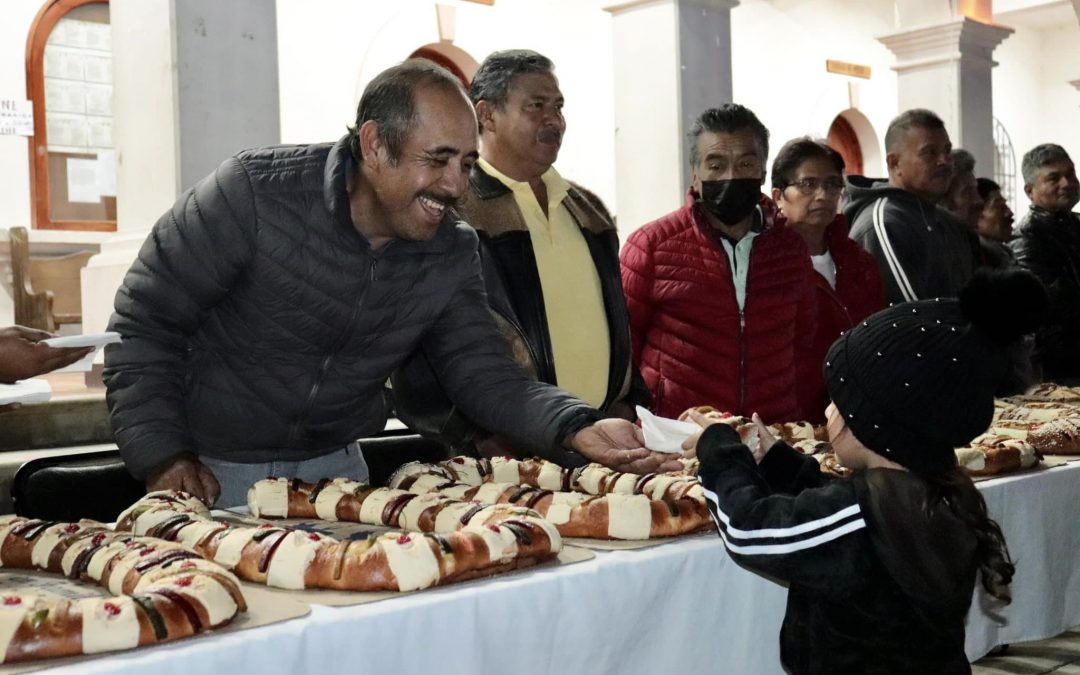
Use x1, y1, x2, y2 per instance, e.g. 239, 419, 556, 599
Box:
96, 149, 116, 197
67, 157, 100, 203
0, 99, 33, 136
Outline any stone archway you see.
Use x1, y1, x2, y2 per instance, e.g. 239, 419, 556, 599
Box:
409, 43, 480, 88
826, 109, 883, 177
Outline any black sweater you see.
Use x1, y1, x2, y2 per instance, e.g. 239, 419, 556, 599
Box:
697, 424, 979, 674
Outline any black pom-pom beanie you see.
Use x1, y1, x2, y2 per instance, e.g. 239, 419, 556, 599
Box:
824, 269, 1047, 475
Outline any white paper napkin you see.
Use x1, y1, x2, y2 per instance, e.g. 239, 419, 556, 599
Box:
636, 405, 700, 454
42, 331, 121, 373
0, 378, 53, 405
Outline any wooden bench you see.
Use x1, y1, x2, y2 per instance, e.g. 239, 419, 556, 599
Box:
9, 226, 95, 331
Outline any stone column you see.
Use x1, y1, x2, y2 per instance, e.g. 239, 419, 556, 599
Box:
605, 0, 738, 238
877, 15, 1012, 175
81, 0, 280, 338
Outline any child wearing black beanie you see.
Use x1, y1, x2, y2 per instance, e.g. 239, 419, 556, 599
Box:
688, 268, 1048, 674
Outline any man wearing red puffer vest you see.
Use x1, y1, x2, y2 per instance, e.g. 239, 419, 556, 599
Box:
621, 105, 817, 423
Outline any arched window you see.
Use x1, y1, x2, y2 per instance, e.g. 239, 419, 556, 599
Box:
992, 117, 1017, 211
26, 0, 116, 231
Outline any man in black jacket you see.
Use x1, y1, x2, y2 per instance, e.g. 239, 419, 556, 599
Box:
844, 109, 978, 304
1011, 143, 1080, 383
104, 60, 680, 507
393, 50, 646, 457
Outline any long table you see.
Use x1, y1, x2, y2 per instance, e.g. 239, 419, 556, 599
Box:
45, 461, 1080, 674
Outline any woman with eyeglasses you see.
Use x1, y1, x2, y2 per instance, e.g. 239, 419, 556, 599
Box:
771, 137, 885, 422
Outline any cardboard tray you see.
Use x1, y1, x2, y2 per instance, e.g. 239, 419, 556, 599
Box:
0, 569, 310, 674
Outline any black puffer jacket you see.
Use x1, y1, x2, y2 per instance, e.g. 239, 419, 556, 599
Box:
1011, 207, 1080, 382
104, 136, 600, 479
698, 425, 978, 675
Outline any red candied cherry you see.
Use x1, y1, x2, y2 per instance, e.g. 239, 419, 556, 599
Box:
181, 561, 197, 569
396, 534, 411, 545
176, 576, 194, 587
64, 524, 80, 533
3, 596, 21, 606
488, 525, 500, 533
92, 533, 107, 546
452, 457, 465, 464
307, 533, 321, 542
103, 602, 122, 617
139, 546, 156, 556
259, 523, 273, 529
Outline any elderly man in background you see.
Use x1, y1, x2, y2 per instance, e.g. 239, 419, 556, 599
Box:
621, 104, 816, 423
942, 149, 984, 230
393, 50, 646, 457
104, 59, 678, 508
976, 178, 1015, 268
844, 109, 978, 303
1012, 143, 1080, 384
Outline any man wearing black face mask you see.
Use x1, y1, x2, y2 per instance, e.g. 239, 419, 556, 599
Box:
621, 104, 817, 423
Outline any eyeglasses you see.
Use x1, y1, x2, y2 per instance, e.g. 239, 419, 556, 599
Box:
785, 178, 844, 196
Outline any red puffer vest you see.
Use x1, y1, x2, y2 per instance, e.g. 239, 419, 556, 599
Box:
791, 214, 886, 423
621, 193, 817, 422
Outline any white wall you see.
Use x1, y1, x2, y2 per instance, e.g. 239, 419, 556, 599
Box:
0, 1, 45, 233
730, 0, 899, 179
992, 17, 1080, 219
275, 0, 618, 212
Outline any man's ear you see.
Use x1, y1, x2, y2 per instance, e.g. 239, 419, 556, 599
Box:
885, 152, 900, 174
359, 121, 383, 170
475, 100, 497, 135
1024, 182, 1034, 200
771, 187, 783, 205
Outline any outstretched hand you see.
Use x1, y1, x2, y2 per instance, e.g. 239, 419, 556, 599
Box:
568, 418, 684, 474
0, 325, 93, 384
145, 453, 221, 506
681, 410, 778, 464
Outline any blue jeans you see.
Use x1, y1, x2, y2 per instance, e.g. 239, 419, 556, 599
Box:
201, 441, 369, 509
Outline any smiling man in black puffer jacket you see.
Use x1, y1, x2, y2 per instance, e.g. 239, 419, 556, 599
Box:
104, 60, 681, 507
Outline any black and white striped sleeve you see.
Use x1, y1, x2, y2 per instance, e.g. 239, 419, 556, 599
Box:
851, 197, 927, 305
696, 426, 868, 588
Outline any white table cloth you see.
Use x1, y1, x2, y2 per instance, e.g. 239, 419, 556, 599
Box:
43, 462, 1080, 675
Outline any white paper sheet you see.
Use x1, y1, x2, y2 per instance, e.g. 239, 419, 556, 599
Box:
66, 157, 100, 203
0, 378, 52, 405
43, 332, 121, 373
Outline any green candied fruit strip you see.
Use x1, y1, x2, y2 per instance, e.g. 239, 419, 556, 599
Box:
29, 608, 49, 630
131, 595, 168, 641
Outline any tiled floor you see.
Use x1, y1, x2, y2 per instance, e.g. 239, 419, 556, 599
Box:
974, 630, 1080, 674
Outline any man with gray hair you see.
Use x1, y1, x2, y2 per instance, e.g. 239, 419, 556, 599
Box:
942, 149, 984, 230
1011, 143, 1080, 383
620, 104, 817, 422
843, 109, 978, 303
393, 50, 647, 457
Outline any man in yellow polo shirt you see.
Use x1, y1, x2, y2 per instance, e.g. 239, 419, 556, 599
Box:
393, 50, 645, 458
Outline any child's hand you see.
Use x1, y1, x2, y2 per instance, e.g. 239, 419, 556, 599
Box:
750, 413, 777, 463
680, 408, 724, 458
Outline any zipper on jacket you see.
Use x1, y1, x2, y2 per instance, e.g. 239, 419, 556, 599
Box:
287, 256, 378, 444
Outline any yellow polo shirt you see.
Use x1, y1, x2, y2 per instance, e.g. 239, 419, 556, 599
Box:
477, 158, 611, 407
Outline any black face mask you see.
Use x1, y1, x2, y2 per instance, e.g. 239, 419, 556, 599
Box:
698, 179, 761, 226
